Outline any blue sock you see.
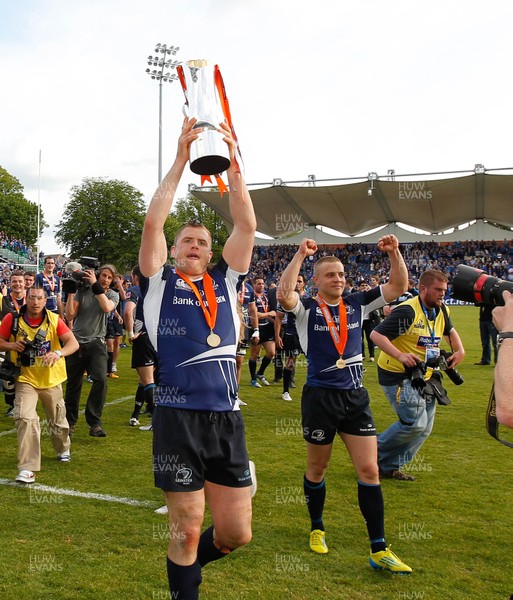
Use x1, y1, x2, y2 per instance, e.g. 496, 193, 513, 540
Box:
304, 475, 326, 531
166, 556, 202, 600
358, 481, 386, 552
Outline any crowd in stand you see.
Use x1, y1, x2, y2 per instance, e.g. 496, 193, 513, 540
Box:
0, 231, 37, 261
1, 226, 513, 290
2, 234, 513, 296
249, 238, 513, 292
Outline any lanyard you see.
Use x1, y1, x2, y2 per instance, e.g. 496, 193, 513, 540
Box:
255, 293, 268, 313
315, 294, 348, 361
10, 293, 25, 312
175, 269, 219, 344
43, 273, 56, 293
420, 302, 436, 344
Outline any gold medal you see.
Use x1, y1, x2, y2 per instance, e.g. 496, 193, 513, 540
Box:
207, 332, 221, 347
336, 358, 346, 369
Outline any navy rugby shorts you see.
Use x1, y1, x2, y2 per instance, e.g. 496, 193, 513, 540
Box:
153, 407, 252, 492
301, 384, 377, 445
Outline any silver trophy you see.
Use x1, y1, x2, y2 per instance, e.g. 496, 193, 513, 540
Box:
177, 60, 231, 176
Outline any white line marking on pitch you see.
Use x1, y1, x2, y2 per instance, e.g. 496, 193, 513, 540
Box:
0, 395, 133, 437
0, 478, 156, 508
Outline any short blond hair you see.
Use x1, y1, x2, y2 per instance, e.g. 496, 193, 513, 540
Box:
313, 256, 343, 276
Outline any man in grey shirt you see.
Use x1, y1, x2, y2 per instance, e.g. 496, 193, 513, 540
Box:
64, 265, 118, 437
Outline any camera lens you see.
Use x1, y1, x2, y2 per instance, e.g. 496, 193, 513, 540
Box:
452, 264, 513, 306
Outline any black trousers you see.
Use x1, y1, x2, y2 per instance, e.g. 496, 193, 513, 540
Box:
64, 339, 108, 427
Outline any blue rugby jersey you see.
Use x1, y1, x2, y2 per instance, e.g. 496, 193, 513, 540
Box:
238, 281, 255, 327
125, 285, 145, 334
291, 286, 385, 389
254, 291, 271, 325
142, 259, 244, 411
34, 272, 61, 312
277, 302, 298, 336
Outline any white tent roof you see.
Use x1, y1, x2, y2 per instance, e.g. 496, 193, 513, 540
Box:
254, 221, 512, 246
191, 172, 513, 241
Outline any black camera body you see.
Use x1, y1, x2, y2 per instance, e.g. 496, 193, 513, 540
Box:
452, 264, 513, 306
406, 349, 464, 389
62, 257, 101, 293
406, 360, 428, 390
435, 349, 464, 386
0, 359, 21, 382
18, 339, 43, 367
16, 328, 47, 367
62, 270, 86, 292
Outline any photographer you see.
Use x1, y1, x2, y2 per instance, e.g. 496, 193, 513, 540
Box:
1, 270, 27, 417
64, 264, 118, 437
492, 290, 513, 428
0, 286, 79, 484
370, 270, 465, 481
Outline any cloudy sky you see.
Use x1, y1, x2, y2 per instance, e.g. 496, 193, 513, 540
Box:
1, 0, 512, 254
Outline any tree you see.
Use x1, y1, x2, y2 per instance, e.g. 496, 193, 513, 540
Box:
164, 193, 229, 262
55, 177, 146, 272
0, 166, 47, 245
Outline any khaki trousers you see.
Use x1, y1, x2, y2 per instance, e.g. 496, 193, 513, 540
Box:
14, 382, 70, 472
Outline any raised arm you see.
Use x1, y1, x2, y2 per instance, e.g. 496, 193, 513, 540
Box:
220, 122, 257, 273
278, 239, 317, 311
139, 118, 202, 278
378, 235, 409, 303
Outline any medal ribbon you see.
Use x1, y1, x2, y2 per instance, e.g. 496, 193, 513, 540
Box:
43, 273, 56, 294
175, 269, 218, 334
10, 293, 26, 312
255, 292, 268, 313
315, 294, 348, 358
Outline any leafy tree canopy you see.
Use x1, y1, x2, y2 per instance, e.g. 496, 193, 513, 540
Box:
55, 177, 146, 272
164, 194, 229, 263
0, 165, 47, 246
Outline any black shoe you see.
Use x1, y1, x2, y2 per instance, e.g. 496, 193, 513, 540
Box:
89, 425, 107, 438
69, 423, 76, 436
4, 406, 14, 417
474, 361, 491, 366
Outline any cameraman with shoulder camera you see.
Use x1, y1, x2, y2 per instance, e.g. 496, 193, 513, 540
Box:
64, 264, 118, 437
0, 286, 79, 484
492, 290, 513, 428
370, 270, 465, 481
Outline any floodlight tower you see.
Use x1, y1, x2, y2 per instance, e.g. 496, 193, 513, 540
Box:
145, 43, 181, 184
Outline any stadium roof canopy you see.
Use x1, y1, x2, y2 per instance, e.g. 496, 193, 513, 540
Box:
191, 170, 513, 243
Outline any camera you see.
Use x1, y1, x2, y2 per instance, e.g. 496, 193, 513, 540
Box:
17, 329, 47, 367
18, 340, 42, 367
406, 360, 428, 390
452, 264, 513, 306
62, 256, 100, 293
436, 349, 464, 386
406, 349, 464, 389
0, 359, 20, 383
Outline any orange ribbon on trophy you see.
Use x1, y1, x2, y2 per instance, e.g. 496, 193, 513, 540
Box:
177, 61, 243, 197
